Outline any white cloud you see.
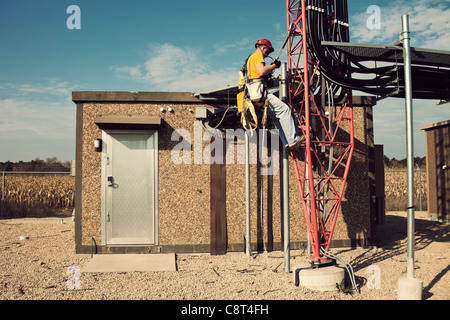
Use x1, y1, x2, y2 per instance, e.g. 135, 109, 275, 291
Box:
0, 97, 75, 161
0, 79, 75, 140
373, 97, 450, 158
1, 80, 79, 102
214, 37, 253, 56
0, 80, 77, 161
0, 98, 74, 140
350, 0, 450, 50
349, 1, 450, 158
112, 43, 237, 92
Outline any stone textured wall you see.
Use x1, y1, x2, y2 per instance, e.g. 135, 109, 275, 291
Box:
75, 94, 373, 252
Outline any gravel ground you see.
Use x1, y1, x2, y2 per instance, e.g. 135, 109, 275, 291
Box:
0, 211, 448, 301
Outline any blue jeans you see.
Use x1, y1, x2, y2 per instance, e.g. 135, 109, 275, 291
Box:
266, 93, 300, 147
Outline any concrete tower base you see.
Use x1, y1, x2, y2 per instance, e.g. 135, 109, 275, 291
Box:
293, 262, 345, 292
397, 277, 423, 300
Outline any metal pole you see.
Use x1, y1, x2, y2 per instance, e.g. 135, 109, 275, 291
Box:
280, 62, 288, 104
1, 170, 5, 218
401, 14, 416, 279
282, 148, 290, 272
419, 167, 422, 212
305, 160, 311, 257
280, 62, 290, 272
245, 132, 251, 256
416, 164, 422, 211
1, 163, 9, 218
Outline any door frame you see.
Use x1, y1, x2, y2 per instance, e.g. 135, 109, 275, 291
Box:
100, 129, 159, 246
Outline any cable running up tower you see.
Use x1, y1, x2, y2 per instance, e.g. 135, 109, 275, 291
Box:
286, 0, 355, 264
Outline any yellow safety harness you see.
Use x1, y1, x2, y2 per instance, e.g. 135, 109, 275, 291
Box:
237, 54, 268, 134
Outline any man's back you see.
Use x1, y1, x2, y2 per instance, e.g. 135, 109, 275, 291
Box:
246, 51, 265, 80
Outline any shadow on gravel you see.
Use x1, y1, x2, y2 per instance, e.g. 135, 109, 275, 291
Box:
0, 208, 74, 219
342, 214, 449, 298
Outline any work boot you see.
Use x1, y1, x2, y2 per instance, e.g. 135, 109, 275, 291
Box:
288, 136, 305, 151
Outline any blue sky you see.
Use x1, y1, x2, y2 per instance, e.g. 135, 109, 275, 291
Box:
0, 0, 449, 162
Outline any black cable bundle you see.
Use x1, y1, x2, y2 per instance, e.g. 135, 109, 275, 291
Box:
300, 0, 450, 101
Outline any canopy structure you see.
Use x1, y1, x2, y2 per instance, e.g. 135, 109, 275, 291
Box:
321, 41, 450, 68
320, 41, 450, 101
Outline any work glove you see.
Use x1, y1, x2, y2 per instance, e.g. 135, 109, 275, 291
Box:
272, 59, 281, 68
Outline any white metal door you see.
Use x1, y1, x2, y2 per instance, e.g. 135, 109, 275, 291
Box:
102, 130, 157, 246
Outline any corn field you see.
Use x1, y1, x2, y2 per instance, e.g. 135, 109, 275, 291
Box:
384, 169, 427, 211
0, 174, 75, 217
0, 169, 428, 218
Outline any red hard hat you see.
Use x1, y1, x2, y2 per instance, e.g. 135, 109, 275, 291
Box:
255, 38, 274, 53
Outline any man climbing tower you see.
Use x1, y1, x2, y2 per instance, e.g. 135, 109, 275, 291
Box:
243, 38, 303, 150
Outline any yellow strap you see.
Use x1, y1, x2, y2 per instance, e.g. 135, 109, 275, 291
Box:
237, 53, 261, 133
238, 94, 258, 135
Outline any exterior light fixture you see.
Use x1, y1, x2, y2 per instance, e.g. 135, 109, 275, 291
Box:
94, 138, 102, 152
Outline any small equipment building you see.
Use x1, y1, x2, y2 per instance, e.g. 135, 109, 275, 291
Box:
421, 120, 450, 221
72, 91, 381, 255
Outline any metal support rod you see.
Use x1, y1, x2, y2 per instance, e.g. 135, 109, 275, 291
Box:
401, 14, 416, 279
280, 62, 290, 272
280, 62, 288, 104
282, 148, 290, 272
305, 159, 312, 257
1, 163, 10, 218
416, 165, 422, 211
1, 170, 5, 218
245, 133, 251, 256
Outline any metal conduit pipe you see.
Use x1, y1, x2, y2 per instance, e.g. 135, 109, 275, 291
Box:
245, 133, 251, 256
305, 0, 450, 100
398, 14, 423, 300
401, 14, 416, 280
280, 62, 290, 272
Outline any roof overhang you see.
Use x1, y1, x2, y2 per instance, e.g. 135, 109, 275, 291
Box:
420, 119, 450, 131
321, 41, 450, 68
72, 91, 203, 103
194, 85, 376, 107
94, 114, 161, 130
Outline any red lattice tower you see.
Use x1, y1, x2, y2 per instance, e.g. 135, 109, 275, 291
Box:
286, 0, 354, 264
